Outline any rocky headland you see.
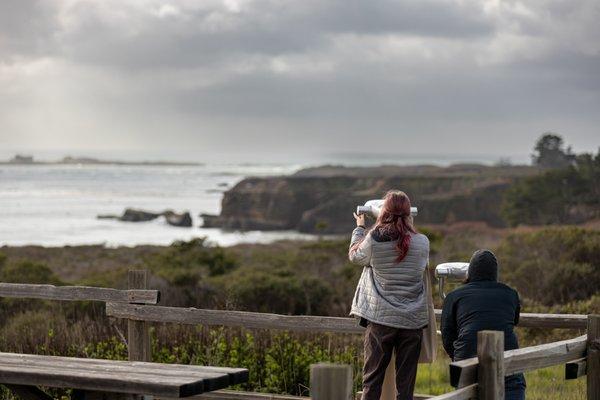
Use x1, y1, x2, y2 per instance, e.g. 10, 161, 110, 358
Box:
201, 164, 540, 234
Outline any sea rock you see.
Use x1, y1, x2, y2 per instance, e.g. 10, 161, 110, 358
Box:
97, 208, 193, 227
120, 208, 161, 222
163, 210, 193, 227
97, 214, 119, 219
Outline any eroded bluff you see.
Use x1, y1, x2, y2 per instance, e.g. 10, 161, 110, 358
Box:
202, 165, 537, 234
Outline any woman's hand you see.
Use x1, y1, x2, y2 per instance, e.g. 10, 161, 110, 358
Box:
353, 212, 366, 227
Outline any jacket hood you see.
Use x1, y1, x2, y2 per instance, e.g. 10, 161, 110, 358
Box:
467, 249, 498, 282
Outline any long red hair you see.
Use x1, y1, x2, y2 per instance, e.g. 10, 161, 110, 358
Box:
373, 190, 417, 262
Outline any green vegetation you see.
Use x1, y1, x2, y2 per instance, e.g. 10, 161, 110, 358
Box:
499, 227, 600, 305
531, 132, 576, 168
0, 257, 62, 285
503, 139, 599, 226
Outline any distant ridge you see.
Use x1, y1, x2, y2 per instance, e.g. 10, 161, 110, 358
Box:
2, 154, 203, 166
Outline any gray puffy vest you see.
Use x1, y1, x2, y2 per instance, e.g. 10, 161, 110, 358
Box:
349, 227, 429, 329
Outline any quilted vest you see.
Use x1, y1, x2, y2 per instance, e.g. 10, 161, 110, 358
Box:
349, 227, 429, 329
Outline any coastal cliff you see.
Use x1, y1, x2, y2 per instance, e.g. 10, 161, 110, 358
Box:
202, 164, 539, 233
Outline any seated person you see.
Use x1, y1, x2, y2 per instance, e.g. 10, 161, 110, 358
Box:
441, 249, 526, 400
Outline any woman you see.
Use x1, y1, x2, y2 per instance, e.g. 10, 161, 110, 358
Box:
349, 190, 430, 400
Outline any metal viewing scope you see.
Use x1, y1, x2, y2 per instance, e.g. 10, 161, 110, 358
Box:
434, 262, 469, 299
356, 199, 418, 218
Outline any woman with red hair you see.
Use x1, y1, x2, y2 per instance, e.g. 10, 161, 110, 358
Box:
349, 190, 430, 400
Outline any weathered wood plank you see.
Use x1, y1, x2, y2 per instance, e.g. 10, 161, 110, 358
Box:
0, 364, 232, 397
3, 384, 53, 400
0, 283, 159, 304
159, 390, 311, 400
309, 363, 352, 400
128, 270, 152, 362
565, 358, 587, 380
159, 390, 436, 400
588, 315, 600, 400
108, 305, 586, 333
433, 310, 586, 329
0, 364, 197, 397
107, 303, 364, 334
450, 335, 587, 388
0, 353, 247, 385
0, 353, 248, 397
427, 384, 477, 400
0, 360, 230, 391
477, 331, 504, 400
504, 334, 587, 375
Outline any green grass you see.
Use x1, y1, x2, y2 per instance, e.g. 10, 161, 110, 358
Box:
524, 364, 585, 400
414, 357, 586, 398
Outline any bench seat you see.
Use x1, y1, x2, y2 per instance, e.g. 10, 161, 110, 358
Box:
0, 352, 248, 398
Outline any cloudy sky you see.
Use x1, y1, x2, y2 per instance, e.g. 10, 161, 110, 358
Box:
0, 0, 598, 163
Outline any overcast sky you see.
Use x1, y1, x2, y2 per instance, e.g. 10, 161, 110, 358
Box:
0, 0, 598, 163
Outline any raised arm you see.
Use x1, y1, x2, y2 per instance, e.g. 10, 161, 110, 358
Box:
348, 226, 373, 266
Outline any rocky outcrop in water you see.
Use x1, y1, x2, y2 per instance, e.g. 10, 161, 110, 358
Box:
163, 210, 193, 227
120, 209, 161, 222
98, 208, 193, 227
201, 164, 539, 234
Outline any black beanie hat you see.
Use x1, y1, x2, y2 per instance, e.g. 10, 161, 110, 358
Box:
467, 249, 498, 282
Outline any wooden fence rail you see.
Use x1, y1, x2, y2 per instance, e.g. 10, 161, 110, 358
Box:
449, 334, 588, 388
427, 315, 600, 400
0, 282, 160, 304
106, 303, 588, 333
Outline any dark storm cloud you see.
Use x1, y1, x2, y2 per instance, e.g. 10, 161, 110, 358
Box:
0, 0, 598, 158
48, 0, 494, 70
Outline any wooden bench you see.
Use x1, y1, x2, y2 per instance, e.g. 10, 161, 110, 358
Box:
0, 352, 247, 399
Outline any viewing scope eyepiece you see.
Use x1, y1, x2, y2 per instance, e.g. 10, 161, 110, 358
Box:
356, 199, 418, 218
434, 262, 469, 299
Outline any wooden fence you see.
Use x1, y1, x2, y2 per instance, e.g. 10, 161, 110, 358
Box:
104, 300, 597, 400
1, 270, 598, 400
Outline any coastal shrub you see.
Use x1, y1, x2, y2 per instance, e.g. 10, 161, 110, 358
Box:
502, 149, 600, 226
77, 267, 129, 289
211, 266, 332, 315
0, 260, 65, 323
497, 227, 600, 305
145, 238, 238, 284
0, 260, 63, 285
83, 336, 128, 361
419, 227, 443, 257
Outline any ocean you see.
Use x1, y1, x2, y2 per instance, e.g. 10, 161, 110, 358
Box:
0, 163, 317, 247
0, 151, 527, 247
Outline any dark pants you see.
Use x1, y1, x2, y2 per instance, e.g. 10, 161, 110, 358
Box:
362, 321, 422, 400
505, 374, 526, 400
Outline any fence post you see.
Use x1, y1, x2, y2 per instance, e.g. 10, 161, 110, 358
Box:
310, 363, 353, 400
128, 270, 151, 362
477, 331, 504, 400
589, 314, 600, 400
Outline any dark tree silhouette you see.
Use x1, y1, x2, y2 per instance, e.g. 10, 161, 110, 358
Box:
532, 132, 575, 168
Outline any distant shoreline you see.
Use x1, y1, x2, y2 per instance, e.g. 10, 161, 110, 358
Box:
1, 156, 203, 167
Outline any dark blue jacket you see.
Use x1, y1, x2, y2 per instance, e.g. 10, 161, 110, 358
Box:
441, 280, 521, 361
